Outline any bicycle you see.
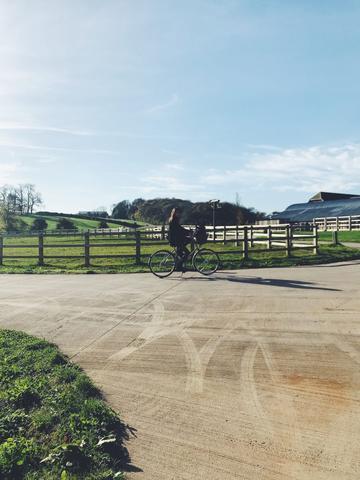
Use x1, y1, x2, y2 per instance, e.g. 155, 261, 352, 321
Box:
148, 230, 220, 278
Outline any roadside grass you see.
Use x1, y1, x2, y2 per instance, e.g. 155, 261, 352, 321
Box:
0, 329, 130, 479
0, 237, 359, 273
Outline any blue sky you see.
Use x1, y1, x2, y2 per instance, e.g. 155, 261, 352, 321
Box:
1, 0, 360, 214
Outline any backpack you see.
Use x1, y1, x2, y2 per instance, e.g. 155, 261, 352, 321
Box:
195, 224, 208, 244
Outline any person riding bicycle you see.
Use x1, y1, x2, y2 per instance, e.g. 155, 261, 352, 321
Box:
168, 207, 192, 268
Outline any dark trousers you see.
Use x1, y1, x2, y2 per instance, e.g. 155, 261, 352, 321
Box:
175, 240, 191, 265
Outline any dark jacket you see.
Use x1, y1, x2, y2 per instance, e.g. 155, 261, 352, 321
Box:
168, 219, 189, 246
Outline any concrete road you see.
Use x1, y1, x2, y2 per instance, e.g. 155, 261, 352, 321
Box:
1, 262, 360, 479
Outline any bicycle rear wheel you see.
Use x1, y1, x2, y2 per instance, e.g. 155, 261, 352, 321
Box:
149, 250, 176, 278
192, 248, 220, 275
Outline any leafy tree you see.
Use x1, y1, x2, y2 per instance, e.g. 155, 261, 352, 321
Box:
56, 218, 77, 231
0, 204, 18, 231
125, 198, 265, 225
111, 200, 131, 219
129, 198, 145, 219
135, 198, 193, 224
30, 218, 48, 231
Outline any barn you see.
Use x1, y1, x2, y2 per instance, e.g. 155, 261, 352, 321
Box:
271, 192, 360, 223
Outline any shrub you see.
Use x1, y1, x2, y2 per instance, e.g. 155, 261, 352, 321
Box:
56, 218, 77, 231
30, 218, 48, 232
98, 220, 109, 229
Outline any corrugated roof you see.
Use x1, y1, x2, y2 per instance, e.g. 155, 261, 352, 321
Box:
309, 192, 360, 202
272, 197, 360, 222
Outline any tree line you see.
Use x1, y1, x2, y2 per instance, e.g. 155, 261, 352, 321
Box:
1, 184, 266, 233
111, 198, 266, 225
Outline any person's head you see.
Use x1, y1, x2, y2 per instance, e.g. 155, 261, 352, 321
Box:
169, 207, 181, 223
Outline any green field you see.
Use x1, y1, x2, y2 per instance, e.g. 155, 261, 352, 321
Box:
0, 329, 128, 479
318, 230, 360, 243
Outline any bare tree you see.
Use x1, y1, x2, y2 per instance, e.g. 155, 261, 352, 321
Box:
23, 184, 42, 214
14, 185, 25, 214
0, 183, 43, 215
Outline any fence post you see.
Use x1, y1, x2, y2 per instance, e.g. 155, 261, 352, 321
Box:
38, 233, 44, 266
285, 225, 291, 257
313, 225, 319, 255
235, 225, 239, 247
243, 226, 248, 259
223, 225, 227, 245
135, 230, 141, 265
250, 225, 254, 247
213, 225, 216, 243
161, 224, 166, 241
332, 230, 339, 246
0, 235, 3, 266
267, 226, 272, 250
84, 232, 90, 267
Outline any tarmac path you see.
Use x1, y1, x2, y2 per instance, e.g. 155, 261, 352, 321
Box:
1, 261, 360, 479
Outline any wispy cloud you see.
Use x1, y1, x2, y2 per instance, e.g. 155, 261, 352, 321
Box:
0, 123, 188, 141
0, 140, 121, 156
140, 165, 211, 199
0, 124, 91, 136
142, 174, 202, 194
144, 93, 179, 114
163, 162, 185, 171
0, 161, 22, 183
202, 143, 360, 194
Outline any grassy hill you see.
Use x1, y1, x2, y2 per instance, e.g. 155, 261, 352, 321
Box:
16, 214, 142, 232
17, 214, 120, 231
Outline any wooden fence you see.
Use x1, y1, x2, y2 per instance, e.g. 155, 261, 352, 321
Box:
313, 215, 360, 231
0, 224, 318, 267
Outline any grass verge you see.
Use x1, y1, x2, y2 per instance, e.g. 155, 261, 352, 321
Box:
0, 330, 130, 479
0, 244, 359, 274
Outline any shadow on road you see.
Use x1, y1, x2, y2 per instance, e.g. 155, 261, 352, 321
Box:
174, 274, 341, 291
312, 259, 360, 268
95, 399, 143, 474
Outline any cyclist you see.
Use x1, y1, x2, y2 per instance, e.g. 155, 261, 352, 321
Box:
168, 207, 192, 270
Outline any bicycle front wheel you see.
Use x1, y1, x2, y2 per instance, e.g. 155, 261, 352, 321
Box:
192, 248, 220, 275
149, 250, 176, 278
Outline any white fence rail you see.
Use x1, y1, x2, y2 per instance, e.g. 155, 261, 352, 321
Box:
313, 215, 360, 231
142, 224, 318, 255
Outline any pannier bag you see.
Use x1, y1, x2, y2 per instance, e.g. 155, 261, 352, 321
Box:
195, 224, 208, 244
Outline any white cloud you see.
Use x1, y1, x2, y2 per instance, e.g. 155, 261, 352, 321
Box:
202, 143, 360, 194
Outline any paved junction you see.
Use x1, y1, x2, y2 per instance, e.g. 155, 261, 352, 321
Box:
1, 262, 360, 479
